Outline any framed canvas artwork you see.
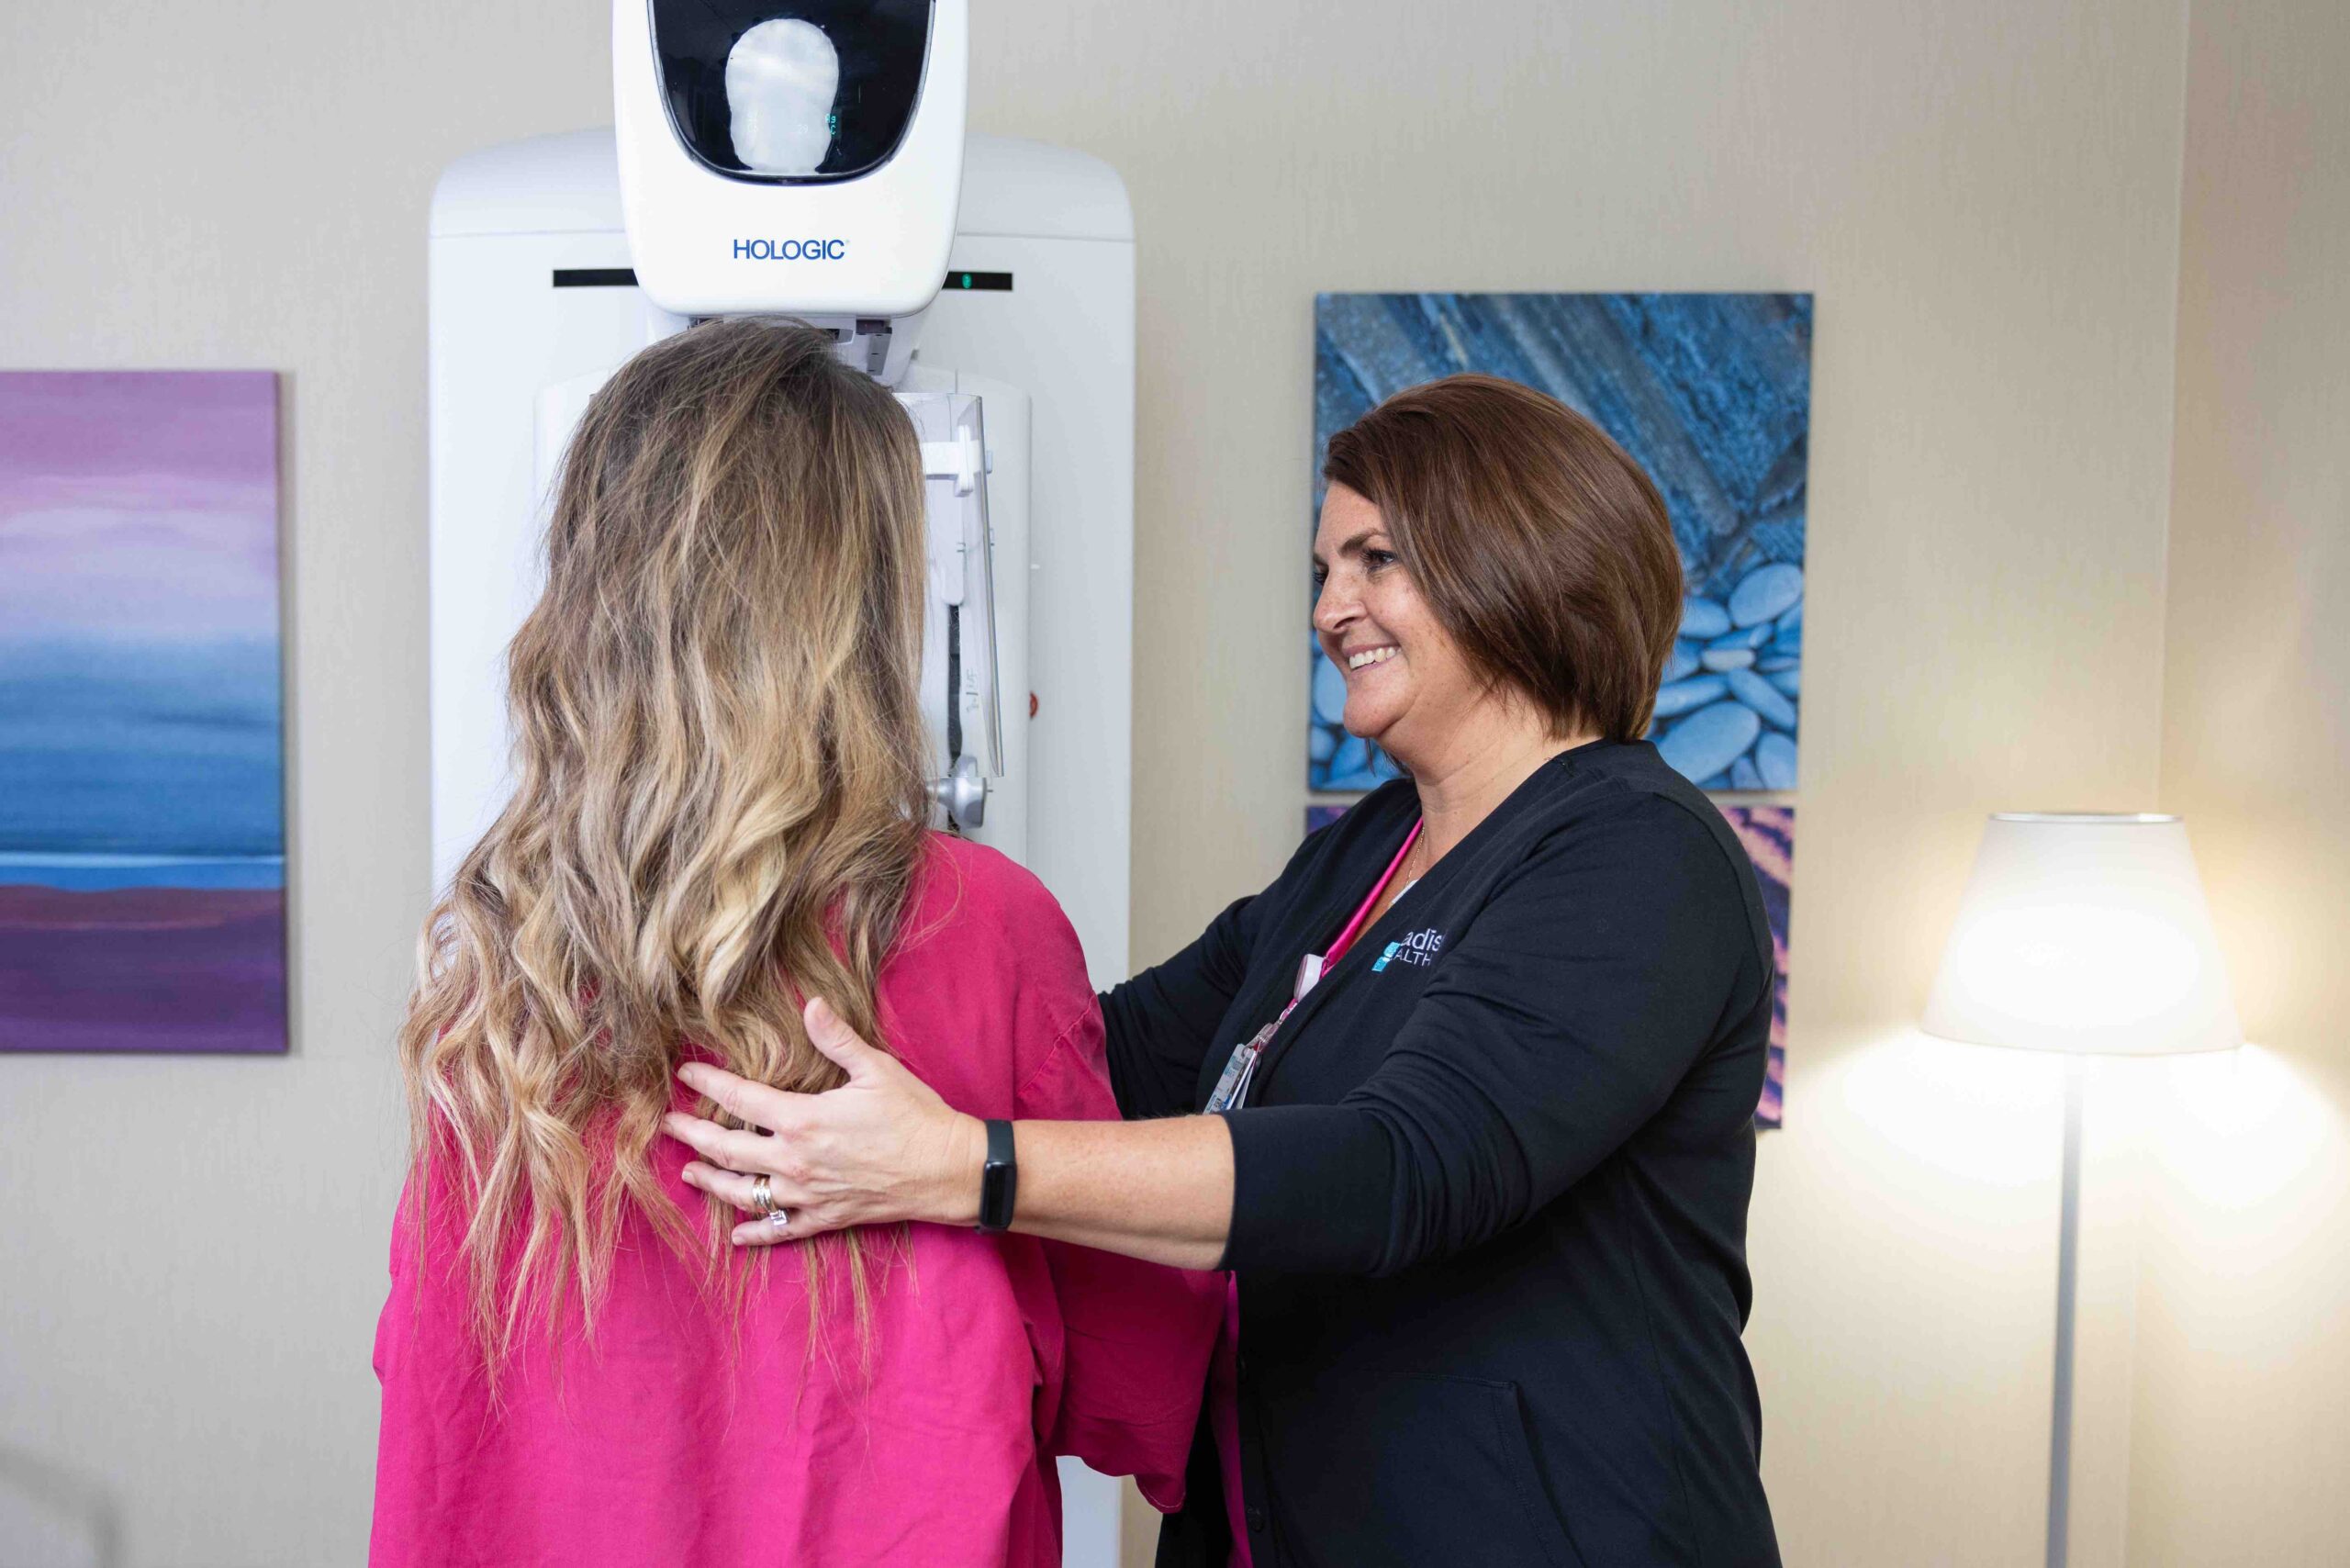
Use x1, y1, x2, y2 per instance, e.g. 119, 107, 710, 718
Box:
1305, 299, 1808, 1124
0, 371, 286, 1054
1718, 804, 1793, 1128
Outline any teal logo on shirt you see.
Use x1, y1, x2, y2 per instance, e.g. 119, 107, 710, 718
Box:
1372, 928, 1445, 972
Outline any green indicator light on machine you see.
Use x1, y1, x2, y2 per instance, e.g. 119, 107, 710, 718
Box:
961, 274, 973, 288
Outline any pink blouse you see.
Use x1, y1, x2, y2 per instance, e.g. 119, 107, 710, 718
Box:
372, 834, 1224, 1567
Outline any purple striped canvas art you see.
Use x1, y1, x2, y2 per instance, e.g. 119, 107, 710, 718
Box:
0, 371, 286, 1053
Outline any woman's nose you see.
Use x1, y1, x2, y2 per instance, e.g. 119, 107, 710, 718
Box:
1313, 578, 1356, 635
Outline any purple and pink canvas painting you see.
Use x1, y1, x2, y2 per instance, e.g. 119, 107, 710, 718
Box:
1718, 804, 1791, 1128
0, 371, 285, 1054
1306, 799, 1792, 1128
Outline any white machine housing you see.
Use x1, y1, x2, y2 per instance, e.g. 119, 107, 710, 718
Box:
428, 122, 1138, 1568
614, 0, 968, 327
429, 128, 1136, 982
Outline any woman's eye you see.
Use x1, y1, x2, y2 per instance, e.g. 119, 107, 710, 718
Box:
1310, 568, 1328, 589
1364, 550, 1397, 571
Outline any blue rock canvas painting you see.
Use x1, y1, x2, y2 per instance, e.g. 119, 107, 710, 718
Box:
0, 371, 286, 1054
1310, 293, 1810, 792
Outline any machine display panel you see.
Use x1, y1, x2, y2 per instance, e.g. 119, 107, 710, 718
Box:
649, 0, 933, 182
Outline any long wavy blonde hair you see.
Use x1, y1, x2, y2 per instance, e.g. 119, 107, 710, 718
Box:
399, 318, 934, 1378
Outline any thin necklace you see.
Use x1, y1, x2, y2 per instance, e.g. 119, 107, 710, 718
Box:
1402, 826, 1434, 886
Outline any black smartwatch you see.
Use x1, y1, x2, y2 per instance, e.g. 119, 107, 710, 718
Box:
976, 1118, 1018, 1234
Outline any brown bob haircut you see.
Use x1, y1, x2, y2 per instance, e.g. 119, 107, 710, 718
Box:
1322, 374, 1684, 742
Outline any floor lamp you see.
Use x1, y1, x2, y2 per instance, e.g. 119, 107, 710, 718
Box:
1920, 812, 2242, 1568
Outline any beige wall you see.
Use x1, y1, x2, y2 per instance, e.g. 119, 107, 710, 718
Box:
0, 1, 2335, 1564
0, 6, 610, 1561
2134, 0, 2350, 1561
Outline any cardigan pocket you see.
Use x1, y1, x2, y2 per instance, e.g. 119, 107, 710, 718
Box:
1474, 1376, 1589, 1568
1279, 1372, 1585, 1568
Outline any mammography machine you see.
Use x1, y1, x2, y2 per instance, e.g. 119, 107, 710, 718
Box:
427, 2, 1137, 1556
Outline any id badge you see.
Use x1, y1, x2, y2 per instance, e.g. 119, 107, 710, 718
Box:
1206, 1021, 1276, 1114
1296, 952, 1325, 996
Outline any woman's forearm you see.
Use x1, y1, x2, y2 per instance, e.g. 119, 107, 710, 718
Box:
1014, 1114, 1236, 1270
934, 1113, 1236, 1271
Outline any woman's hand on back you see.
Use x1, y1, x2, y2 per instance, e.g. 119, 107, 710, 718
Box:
666, 998, 986, 1245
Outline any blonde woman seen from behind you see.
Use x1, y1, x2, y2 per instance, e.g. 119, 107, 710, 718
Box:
371, 319, 1220, 1567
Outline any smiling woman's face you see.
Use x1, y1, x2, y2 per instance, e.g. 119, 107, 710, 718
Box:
1312, 483, 1483, 766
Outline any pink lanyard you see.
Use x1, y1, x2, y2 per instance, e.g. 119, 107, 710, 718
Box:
1204, 821, 1421, 1114
1315, 819, 1422, 978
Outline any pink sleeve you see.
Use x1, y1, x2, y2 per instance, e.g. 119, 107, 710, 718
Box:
1019, 1007, 1224, 1512
369, 1160, 493, 1565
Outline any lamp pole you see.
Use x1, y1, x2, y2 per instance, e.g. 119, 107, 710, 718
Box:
2044, 1055, 2084, 1568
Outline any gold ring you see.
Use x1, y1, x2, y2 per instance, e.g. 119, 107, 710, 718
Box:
751, 1174, 777, 1216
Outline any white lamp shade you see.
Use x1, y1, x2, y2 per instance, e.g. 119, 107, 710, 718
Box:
1921, 813, 2243, 1056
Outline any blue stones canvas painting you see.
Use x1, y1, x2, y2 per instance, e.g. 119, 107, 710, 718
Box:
1308, 295, 1808, 1122
1310, 293, 1810, 793
0, 371, 286, 1053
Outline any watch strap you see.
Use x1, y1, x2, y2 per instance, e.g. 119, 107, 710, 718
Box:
977, 1117, 1017, 1233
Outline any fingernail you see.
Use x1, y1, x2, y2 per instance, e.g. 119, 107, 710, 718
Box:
677, 1063, 705, 1085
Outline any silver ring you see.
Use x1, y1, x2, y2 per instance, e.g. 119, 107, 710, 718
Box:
750, 1174, 777, 1216
767, 1208, 790, 1232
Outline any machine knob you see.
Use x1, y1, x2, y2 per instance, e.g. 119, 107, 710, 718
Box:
930, 754, 988, 832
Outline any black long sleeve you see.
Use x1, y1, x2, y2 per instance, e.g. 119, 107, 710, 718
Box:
1219, 791, 1762, 1277
1097, 892, 1263, 1121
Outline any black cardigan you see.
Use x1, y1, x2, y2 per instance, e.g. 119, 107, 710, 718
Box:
1102, 740, 1782, 1568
